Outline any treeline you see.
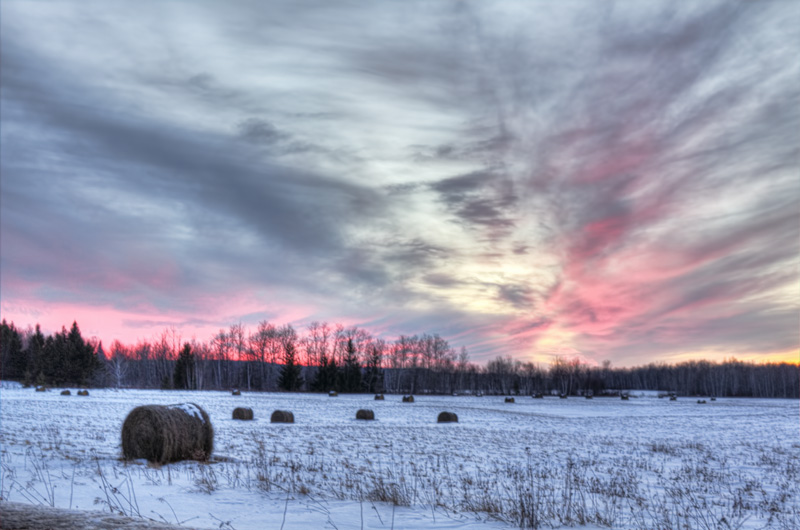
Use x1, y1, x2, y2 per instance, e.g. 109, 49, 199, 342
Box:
1, 319, 798, 398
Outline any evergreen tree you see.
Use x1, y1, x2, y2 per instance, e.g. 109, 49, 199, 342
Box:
173, 343, 195, 390
311, 353, 338, 392
278, 342, 304, 391
340, 338, 361, 392
24, 324, 46, 385
0, 320, 25, 381
362, 342, 384, 393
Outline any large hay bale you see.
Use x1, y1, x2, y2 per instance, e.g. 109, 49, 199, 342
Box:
60, 390, 71, 396
270, 410, 294, 423
374, 394, 385, 400
35, 386, 46, 392
402, 395, 414, 403
121, 403, 213, 464
437, 411, 458, 423
231, 389, 241, 396
328, 390, 338, 397
356, 409, 375, 420
505, 397, 515, 403
232, 407, 254, 420
77, 389, 90, 396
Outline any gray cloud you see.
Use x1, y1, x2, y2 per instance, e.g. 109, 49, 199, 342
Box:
1, 0, 797, 364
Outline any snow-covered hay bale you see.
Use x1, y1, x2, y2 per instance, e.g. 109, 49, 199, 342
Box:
232, 407, 254, 420
402, 395, 414, 403
374, 394, 385, 400
231, 389, 241, 396
437, 411, 458, 423
60, 390, 71, 396
505, 397, 515, 403
270, 410, 294, 423
77, 389, 89, 396
35, 386, 46, 392
329, 390, 338, 397
121, 403, 213, 464
356, 409, 375, 420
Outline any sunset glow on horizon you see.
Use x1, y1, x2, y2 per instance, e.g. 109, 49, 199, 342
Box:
1, 1, 798, 367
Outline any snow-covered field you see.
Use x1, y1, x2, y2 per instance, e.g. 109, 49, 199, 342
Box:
1, 383, 798, 529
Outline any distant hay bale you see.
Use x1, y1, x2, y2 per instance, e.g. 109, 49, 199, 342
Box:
374, 394, 385, 400
77, 389, 89, 396
329, 390, 338, 397
270, 410, 294, 423
402, 395, 414, 403
505, 397, 515, 403
231, 389, 241, 396
121, 403, 213, 464
60, 390, 71, 396
437, 411, 458, 423
356, 409, 375, 420
35, 386, 46, 392
232, 407, 254, 420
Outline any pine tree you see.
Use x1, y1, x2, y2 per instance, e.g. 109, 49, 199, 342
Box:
340, 338, 361, 393
173, 343, 195, 390
362, 342, 384, 393
311, 353, 338, 392
0, 320, 25, 381
278, 342, 304, 391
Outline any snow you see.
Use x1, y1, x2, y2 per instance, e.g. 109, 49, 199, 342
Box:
169, 403, 205, 422
1, 386, 798, 529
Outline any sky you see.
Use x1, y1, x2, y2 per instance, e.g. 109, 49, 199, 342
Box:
1, 1, 798, 366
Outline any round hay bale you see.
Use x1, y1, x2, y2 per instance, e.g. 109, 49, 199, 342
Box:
402, 395, 414, 403
231, 389, 241, 396
356, 409, 375, 420
437, 411, 458, 423
121, 403, 213, 464
232, 407, 254, 420
35, 386, 46, 392
328, 390, 338, 397
505, 397, 515, 403
270, 410, 294, 423
77, 389, 90, 396
374, 394, 385, 400
60, 390, 71, 396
